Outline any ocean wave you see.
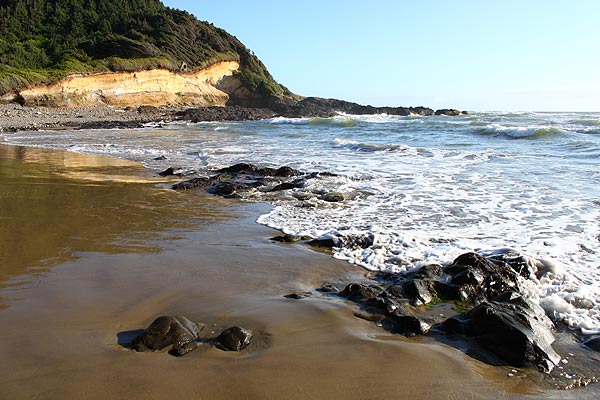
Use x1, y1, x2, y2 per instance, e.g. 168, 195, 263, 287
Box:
270, 115, 358, 127
473, 124, 565, 139
332, 137, 417, 153
309, 117, 357, 127
569, 118, 600, 127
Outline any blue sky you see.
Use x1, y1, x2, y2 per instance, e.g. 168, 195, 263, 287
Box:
164, 1, 600, 111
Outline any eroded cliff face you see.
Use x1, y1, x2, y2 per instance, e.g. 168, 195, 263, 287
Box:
17, 61, 241, 107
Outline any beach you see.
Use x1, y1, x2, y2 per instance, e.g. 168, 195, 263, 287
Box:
0, 143, 564, 400
1, 108, 600, 399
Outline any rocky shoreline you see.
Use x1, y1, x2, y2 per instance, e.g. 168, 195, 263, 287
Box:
164, 161, 600, 390
0, 97, 466, 133
4, 100, 598, 392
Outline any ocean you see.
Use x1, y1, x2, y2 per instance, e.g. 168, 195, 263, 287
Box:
3, 111, 599, 335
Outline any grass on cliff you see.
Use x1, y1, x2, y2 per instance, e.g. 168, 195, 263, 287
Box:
0, 0, 287, 97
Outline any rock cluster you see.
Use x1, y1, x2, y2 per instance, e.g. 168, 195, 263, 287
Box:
267, 96, 436, 118
175, 106, 277, 122
175, 96, 467, 122
320, 251, 562, 372
130, 315, 253, 356
170, 162, 341, 202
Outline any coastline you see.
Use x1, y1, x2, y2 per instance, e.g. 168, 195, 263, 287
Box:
0, 98, 463, 133
0, 143, 562, 400
2, 111, 599, 398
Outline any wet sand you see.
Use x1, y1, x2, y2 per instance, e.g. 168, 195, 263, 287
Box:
0, 145, 593, 399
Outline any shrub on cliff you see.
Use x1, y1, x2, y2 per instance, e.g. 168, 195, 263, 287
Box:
0, 0, 286, 96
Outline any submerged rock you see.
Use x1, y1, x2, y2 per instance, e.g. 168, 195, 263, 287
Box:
584, 337, 600, 352
130, 315, 204, 356
269, 178, 306, 192
284, 291, 312, 300
270, 233, 312, 243
158, 167, 183, 176
321, 192, 345, 202
316, 283, 340, 294
172, 177, 213, 190
307, 237, 337, 249
216, 326, 253, 351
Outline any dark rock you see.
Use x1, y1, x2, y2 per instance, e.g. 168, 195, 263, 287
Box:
207, 181, 238, 196
307, 237, 337, 249
434, 109, 461, 116
433, 281, 463, 301
584, 337, 600, 352
270, 96, 435, 118
402, 279, 436, 306
307, 171, 339, 178
270, 234, 311, 243
284, 292, 312, 299
176, 106, 276, 122
274, 166, 302, 177
216, 163, 258, 175
485, 249, 538, 279
158, 167, 182, 176
216, 326, 253, 351
322, 192, 345, 202
269, 178, 306, 192
364, 295, 402, 315
154, 155, 167, 160
130, 315, 203, 354
172, 177, 213, 190
337, 233, 375, 249
442, 296, 561, 372
445, 252, 521, 304
386, 285, 405, 299
170, 340, 203, 356
386, 310, 430, 336
450, 269, 484, 286
75, 120, 147, 130
215, 163, 301, 179
408, 264, 443, 280
339, 283, 383, 302
316, 284, 339, 294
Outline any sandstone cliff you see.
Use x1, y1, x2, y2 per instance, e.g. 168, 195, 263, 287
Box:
13, 61, 242, 108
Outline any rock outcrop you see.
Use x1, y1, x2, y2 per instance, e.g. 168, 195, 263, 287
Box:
171, 163, 316, 199
129, 315, 255, 356
326, 251, 562, 372
130, 315, 204, 356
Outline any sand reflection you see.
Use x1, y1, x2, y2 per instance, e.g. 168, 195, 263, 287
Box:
0, 145, 233, 298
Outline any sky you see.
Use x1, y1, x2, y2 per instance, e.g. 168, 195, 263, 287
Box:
163, 0, 600, 111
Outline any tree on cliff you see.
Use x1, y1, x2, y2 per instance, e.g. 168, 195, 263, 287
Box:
0, 0, 286, 96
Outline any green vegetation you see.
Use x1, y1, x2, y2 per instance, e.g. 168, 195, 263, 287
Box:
0, 0, 287, 96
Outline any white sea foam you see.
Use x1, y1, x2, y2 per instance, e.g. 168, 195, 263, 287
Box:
2, 111, 600, 334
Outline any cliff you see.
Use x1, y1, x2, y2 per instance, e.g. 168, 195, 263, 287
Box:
0, 0, 288, 104
14, 61, 239, 107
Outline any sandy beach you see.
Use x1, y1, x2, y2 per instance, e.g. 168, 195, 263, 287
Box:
0, 143, 596, 400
